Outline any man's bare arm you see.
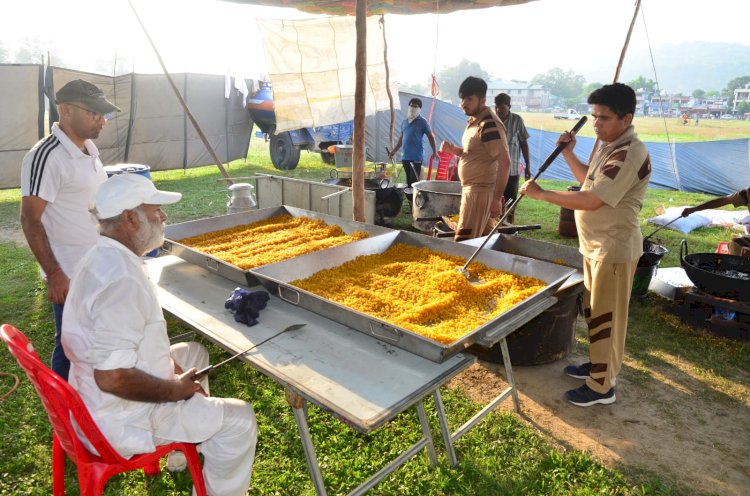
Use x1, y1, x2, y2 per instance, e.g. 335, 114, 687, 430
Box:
94, 367, 202, 403
20, 196, 69, 303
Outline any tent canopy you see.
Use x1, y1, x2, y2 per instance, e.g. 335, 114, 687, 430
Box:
221, 0, 533, 16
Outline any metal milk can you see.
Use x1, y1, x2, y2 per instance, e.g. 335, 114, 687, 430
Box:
227, 183, 257, 214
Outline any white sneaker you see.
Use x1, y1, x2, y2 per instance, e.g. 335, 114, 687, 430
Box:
166, 450, 187, 472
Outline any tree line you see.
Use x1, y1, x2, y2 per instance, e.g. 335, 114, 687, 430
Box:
400, 58, 750, 112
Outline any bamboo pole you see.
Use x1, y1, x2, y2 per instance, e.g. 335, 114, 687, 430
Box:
127, 0, 232, 183
352, 0, 367, 222
587, 0, 642, 165
380, 16, 396, 153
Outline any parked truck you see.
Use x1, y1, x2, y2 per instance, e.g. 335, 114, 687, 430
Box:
246, 81, 353, 170
553, 109, 582, 120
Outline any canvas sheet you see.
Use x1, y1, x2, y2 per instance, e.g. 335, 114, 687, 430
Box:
0, 65, 44, 189
257, 16, 399, 133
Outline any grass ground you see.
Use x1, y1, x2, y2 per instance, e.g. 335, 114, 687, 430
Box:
519, 112, 750, 142
0, 135, 748, 495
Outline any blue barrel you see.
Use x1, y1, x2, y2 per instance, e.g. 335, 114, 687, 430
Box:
103, 165, 123, 177
119, 164, 151, 179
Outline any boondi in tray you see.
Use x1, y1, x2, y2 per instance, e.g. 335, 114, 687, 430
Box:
292, 243, 545, 344
178, 214, 369, 269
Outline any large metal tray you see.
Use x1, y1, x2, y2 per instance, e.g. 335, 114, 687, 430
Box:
461, 234, 584, 291
250, 230, 576, 363
162, 206, 393, 286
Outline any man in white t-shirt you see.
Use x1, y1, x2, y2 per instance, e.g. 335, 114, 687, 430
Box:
20, 79, 119, 380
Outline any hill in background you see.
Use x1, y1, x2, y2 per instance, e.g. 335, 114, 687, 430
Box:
585, 42, 750, 94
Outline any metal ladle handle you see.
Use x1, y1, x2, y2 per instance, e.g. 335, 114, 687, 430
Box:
460, 116, 589, 275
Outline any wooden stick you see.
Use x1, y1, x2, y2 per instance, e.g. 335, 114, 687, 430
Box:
380, 16, 396, 154
352, 0, 367, 222
127, 0, 232, 184
587, 0, 642, 165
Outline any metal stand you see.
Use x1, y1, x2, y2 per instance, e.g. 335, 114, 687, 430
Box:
433, 335, 521, 468
287, 388, 439, 496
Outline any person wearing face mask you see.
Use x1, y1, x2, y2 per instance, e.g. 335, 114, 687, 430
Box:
62, 173, 258, 495
387, 97, 438, 187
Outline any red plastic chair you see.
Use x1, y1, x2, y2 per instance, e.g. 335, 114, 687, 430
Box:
0, 324, 207, 496
426, 151, 459, 181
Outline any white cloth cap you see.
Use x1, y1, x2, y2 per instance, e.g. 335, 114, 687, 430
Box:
95, 172, 181, 219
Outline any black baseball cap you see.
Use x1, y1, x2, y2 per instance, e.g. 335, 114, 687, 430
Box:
55, 79, 121, 114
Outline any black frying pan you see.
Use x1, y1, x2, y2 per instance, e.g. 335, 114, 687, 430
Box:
680, 240, 750, 301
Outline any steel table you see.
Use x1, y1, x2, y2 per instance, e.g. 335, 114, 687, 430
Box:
146, 255, 475, 495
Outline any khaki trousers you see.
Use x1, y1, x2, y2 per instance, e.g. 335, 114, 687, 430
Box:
455, 183, 493, 241
582, 257, 638, 394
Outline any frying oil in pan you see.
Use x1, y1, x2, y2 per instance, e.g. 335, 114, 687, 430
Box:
698, 264, 750, 281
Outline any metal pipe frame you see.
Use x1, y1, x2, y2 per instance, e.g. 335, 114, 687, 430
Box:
433, 336, 521, 467
291, 398, 440, 496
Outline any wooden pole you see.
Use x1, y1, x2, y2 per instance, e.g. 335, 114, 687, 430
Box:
127, 0, 232, 183
613, 0, 642, 83
587, 0, 642, 165
380, 16, 396, 153
352, 0, 367, 222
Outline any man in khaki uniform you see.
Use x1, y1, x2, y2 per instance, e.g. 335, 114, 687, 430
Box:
520, 83, 651, 406
442, 76, 510, 241
682, 187, 750, 258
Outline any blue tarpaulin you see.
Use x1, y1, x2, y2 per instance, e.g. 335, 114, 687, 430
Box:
367, 92, 750, 196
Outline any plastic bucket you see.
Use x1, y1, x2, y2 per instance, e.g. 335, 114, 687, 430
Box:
632, 241, 668, 298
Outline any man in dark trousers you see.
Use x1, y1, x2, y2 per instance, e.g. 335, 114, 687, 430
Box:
520, 83, 651, 406
494, 93, 531, 224
388, 97, 438, 187
20, 79, 120, 380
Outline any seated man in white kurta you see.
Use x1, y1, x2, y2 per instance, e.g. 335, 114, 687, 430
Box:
62, 173, 257, 496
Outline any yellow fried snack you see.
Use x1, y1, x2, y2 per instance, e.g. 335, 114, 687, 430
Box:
292, 243, 545, 344
179, 214, 368, 269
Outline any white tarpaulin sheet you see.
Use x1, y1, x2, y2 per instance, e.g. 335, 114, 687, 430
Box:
257, 16, 399, 133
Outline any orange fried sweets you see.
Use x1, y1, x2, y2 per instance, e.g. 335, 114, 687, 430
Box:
292, 243, 545, 344
178, 214, 368, 269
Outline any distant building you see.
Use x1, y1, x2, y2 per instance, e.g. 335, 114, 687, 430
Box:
733, 84, 750, 112
649, 94, 691, 116
686, 97, 729, 117
486, 79, 550, 111
634, 88, 653, 115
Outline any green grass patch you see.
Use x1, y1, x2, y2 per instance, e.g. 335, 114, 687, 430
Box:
1, 137, 747, 495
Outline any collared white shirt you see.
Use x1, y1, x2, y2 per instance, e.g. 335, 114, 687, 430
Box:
20, 122, 107, 277
62, 236, 222, 457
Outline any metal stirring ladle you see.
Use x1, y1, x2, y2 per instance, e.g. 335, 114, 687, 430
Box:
460, 116, 589, 279
191, 323, 306, 380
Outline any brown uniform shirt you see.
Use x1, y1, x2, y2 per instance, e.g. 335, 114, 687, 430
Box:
575, 126, 651, 263
458, 107, 508, 186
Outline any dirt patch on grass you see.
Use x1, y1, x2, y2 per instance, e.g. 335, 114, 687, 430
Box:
0, 228, 27, 247
447, 334, 750, 496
